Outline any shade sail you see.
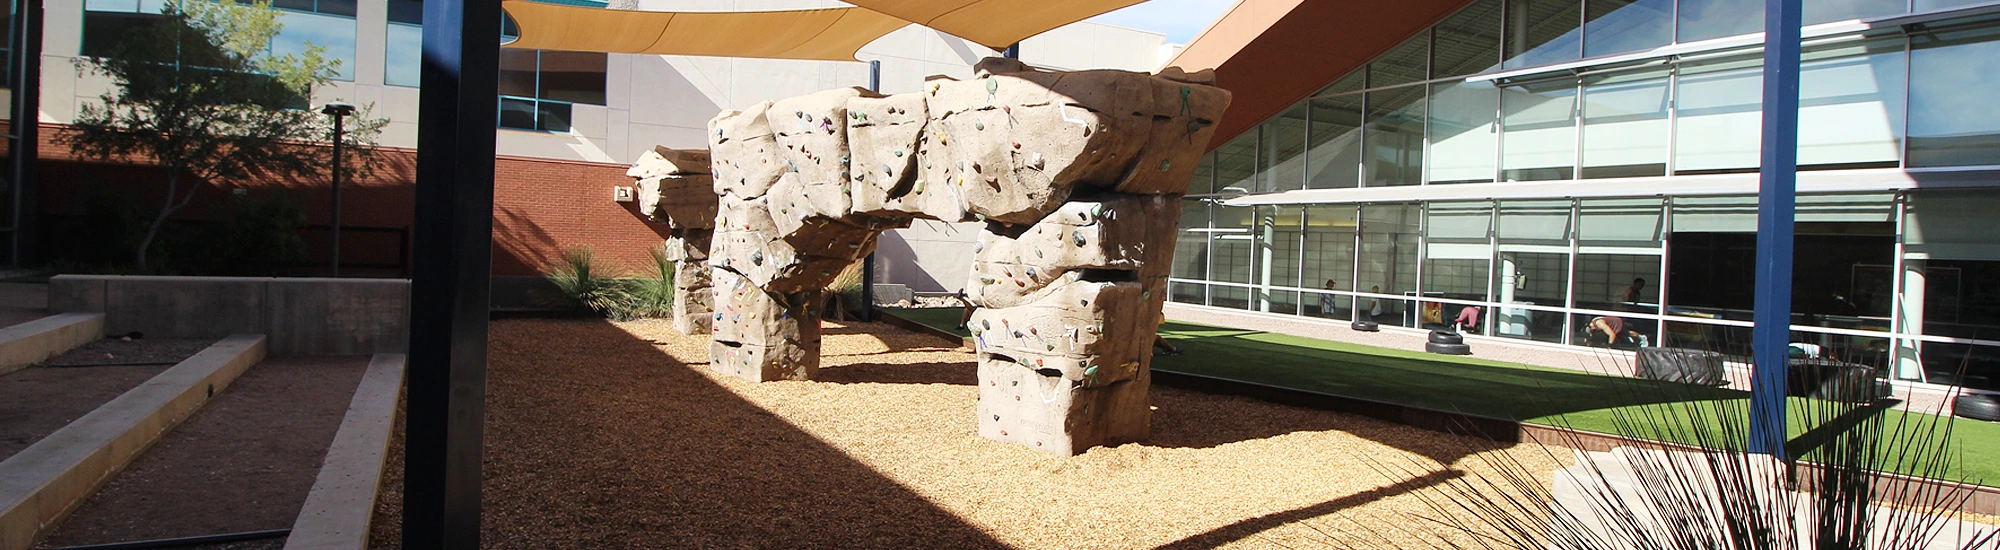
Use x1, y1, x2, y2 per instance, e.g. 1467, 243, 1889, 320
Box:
499, 0, 912, 61
841, 0, 1149, 50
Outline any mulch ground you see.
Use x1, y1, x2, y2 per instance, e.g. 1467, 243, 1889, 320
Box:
369, 318, 1565, 549
36, 356, 369, 548
0, 337, 215, 460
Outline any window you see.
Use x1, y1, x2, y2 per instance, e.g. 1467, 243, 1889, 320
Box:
1261, 105, 1308, 193
1909, 23, 2000, 167
1211, 205, 1258, 309
498, 49, 606, 132
1433, 0, 1502, 78
83, 0, 355, 81
1365, 86, 1425, 186
1501, 77, 1578, 181
1677, 0, 1760, 43
1673, 54, 1761, 175
1504, 0, 1583, 70
1584, 0, 1672, 57
1305, 73, 1364, 189
1427, 80, 1498, 184
1304, 205, 1359, 319
1370, 33, 1429, 88
1800, 37, 1905, 170
1580, 67, 1669, 178
1172, 195, 1210, 305
385, 0, 421, 86
1213, 132, 1257, 195
1258, 206, 1305, 313
1359, 204, 1420, 327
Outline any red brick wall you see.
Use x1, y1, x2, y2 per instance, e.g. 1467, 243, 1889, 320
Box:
35, 123, 673, 277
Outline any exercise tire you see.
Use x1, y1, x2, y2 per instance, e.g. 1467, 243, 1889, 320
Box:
1426, 342, 1472, 355
1351, 321, 1380, 332
1955, 394, 2000, 422
1429, 330, 1464, 345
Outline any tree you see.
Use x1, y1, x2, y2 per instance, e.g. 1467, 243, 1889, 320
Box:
59, 0, 384, 271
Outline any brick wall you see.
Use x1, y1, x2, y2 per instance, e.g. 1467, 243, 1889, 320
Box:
35, 123, 673, 277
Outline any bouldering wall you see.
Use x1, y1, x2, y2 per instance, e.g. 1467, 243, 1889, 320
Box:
629, 146, 717, 335
702, 57, 1230, 454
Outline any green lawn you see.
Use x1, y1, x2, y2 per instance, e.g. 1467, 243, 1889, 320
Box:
884, 308, 2000, 484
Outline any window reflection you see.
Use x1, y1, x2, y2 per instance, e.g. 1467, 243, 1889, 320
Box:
1501, 77, 1577, 181
1306, 75, 1364, 189
1433, 0, 1503, 77
1910, 23, 2000, 168
1213, 133, 1257, 195
1673, 54, 1761, 175
271, 10, 355, 81
385, 23, 421, 87
1504, 0, 1582, 70
1677, 0, 1759, 43
1258, 207, 1304, 313
1800, 37, 1905, 170
1359, 204, 1420, 327
1304, 206, 1359, 319
1427, 80, 1498, 184
1584, 0, 1672, 57
1365, 86, 1425, 187
1580, 68, 1669, 178
1370, 33, 1429, 88
1424, 202, 1494, 332
1262, 105, 1309, 193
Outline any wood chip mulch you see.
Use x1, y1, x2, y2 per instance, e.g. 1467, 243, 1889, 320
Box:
369, 318, 1567, 549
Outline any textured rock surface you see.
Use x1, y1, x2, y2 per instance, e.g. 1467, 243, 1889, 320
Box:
631, 147, 718, 335
698, 58, 1229, 454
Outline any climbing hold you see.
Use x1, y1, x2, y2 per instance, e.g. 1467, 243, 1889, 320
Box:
1159, 159, 1172, 171
894, 149, 904, 157
1073, 230, 1086, 247
986, 78, 998, 94
975, 121, 985, 131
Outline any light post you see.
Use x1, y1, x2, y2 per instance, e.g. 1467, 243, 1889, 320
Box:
321, 101, 356, 277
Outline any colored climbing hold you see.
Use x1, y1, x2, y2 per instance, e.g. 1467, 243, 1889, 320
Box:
975, 121, 985, 131
986, 78, 998, 94
1159, 159, 1172, 171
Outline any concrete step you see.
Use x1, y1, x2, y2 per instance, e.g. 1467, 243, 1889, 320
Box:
0, 334, 265, 550
0, 313, 105, 377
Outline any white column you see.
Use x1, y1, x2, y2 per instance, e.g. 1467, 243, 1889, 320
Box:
1896, 259, 1927, 382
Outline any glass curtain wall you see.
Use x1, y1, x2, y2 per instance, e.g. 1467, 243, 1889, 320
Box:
1493, 200, 1572, 343
1573, 198, 1664, 349
1303, 206, 1359, 319
1360, 204, 1422, 327
1422, 202, 1493, 331
1211, 205, 1257, 309
1256, 206, 1305, 313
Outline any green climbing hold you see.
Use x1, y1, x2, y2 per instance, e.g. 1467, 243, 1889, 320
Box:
986, 78, 998, 94
975, 121, 985, 131
1159, 159, 1172, 171
894, 149, 905, 157
914, 180, 927, 194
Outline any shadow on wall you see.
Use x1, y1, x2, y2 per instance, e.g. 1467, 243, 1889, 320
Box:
871, 230, 946, 293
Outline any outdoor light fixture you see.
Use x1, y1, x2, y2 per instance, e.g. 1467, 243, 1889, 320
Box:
321, 101, 356, 277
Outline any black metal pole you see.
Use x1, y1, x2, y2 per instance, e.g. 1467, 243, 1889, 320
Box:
9, 0, 40, 268
330, 113, 343, 278
861, 59, 879, 322
404, 0, 498, 544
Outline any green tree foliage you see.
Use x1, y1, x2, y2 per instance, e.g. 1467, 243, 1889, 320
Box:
59, 0, 385, 272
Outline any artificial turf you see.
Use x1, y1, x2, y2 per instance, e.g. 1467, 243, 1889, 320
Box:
884, 307, 2000, 485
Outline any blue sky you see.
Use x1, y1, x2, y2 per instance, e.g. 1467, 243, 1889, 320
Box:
1087, 0, 1236, 44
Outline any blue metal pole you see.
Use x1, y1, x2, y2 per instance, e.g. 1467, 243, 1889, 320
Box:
1749, 0, 1804, 459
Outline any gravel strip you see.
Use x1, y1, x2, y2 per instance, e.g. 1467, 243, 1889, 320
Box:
39, 337, 217, 367
363, 318, 1567, 548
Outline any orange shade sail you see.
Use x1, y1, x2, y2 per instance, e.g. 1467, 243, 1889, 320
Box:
499, 0, 912, 61
500, 0, 1154, 60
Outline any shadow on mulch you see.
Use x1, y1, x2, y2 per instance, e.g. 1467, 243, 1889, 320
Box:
370, 318, 1007, 549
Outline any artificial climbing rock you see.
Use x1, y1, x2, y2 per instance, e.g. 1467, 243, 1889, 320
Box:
630, 146, 718, 335
699, 57, 1229, 455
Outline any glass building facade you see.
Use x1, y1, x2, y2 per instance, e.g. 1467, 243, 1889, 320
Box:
1171, 0, 2000, 389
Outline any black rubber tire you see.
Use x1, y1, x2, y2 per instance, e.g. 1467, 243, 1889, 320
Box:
1955, 394, 2000, 422
1426, 342, 1472, 355
1350, 320, 1380, 332
1428, 330, 1464, 345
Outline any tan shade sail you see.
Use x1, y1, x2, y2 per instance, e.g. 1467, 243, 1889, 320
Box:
499, 0, 912, 61
841, 0, 1149, 50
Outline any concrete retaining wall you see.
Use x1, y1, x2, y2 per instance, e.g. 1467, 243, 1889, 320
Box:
0, 334, 266, 550
50, 275, 409, 355
285, 354, 405, 550
0, 313, 104, 376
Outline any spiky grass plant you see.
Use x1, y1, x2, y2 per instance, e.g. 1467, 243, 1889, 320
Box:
1332, 343, 1999, 550
623, 245, 676, 319
538, 247, 635, 319
823, 261, 866, 321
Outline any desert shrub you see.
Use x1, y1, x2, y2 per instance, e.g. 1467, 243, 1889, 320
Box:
178, 191, 308, 276
537, 247, 635, 319
624, 245, 676, 319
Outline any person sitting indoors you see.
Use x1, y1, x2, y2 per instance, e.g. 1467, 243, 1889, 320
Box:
1586, 315, 1650, 348
1453, 305, 1481, 334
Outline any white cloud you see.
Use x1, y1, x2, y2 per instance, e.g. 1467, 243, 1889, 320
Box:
1087, 0, 1236, 44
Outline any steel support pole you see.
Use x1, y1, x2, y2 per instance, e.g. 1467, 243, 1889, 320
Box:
8, 0, 40, 268
403, 0, 500, 544
1749, 0, 1803, 459
330, 114, 344, 278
